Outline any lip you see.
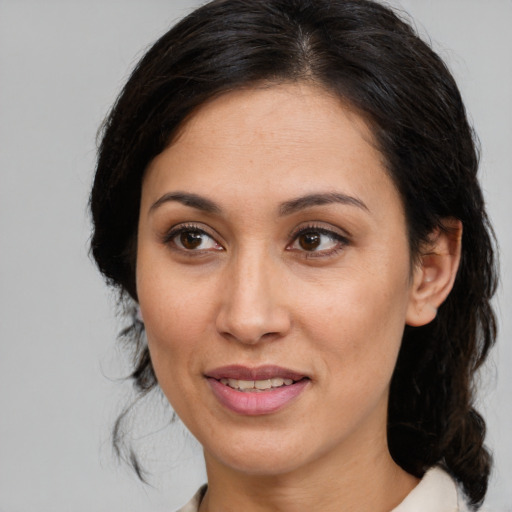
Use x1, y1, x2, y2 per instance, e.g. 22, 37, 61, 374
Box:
205, 365, 310, 416
205, 365, 308, 381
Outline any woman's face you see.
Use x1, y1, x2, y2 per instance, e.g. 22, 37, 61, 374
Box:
137, 83, 418, 476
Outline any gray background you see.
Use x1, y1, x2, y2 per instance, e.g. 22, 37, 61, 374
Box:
0, 1, 510, 510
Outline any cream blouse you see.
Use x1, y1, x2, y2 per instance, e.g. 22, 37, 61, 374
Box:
175, 466, 471, 512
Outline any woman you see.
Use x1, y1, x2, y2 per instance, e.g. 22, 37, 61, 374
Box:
90, 0, 498, 510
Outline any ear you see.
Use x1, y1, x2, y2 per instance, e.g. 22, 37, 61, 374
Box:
406, 218, 462, 327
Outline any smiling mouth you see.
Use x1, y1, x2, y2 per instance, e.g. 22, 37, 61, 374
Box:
205, 365, 310, 414
207, 369, 310, 415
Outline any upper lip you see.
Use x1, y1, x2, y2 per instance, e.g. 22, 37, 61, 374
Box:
205, 365, 308, 381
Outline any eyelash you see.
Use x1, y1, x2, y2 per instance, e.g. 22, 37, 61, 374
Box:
162, 223, 350, 258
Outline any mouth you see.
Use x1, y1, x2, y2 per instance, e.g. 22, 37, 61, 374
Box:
205, 365, 310, 415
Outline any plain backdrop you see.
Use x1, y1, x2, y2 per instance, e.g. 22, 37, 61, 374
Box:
0, 1, 510, 511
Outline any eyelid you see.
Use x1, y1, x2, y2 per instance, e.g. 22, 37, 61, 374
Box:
288, 222, 351, 242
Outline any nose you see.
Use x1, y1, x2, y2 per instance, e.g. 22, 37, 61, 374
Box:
215, 250, 292, 345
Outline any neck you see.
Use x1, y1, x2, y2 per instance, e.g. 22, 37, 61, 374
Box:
199, 432, 419, 512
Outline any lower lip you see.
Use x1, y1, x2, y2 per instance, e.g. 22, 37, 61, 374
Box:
207, 378, 309, 415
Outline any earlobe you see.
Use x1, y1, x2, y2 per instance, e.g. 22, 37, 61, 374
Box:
406, 219, 462, 327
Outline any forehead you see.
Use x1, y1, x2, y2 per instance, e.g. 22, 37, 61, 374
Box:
143, 82, 401, 220
172, 82, 379, 165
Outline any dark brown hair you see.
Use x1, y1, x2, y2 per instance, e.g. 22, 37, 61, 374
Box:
90, 0, 498, 507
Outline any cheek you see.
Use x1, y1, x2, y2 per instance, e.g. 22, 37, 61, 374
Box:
296, 263, 411, 379
141, 285, 210, 339
137, 244, 216, 338
300, 277, 409, 434
136, 262, 201, 375
139, 282, 212, 365
138, 281, 211, 423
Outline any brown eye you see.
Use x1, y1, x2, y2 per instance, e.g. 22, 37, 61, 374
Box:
298, 232, 321, 251
180, 230, 203, 250
289, 227, 348, 256
168, 226, 222, 252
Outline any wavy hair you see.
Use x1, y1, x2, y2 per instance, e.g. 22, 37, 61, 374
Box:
90, 0, 498, 507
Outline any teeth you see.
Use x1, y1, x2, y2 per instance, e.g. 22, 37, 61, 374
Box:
238, 380, 255, 390
255, 379, 272, 390
219, 377, 297, 391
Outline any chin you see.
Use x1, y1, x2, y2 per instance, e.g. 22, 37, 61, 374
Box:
204, 431, 318, 477
218, 453, 304, 476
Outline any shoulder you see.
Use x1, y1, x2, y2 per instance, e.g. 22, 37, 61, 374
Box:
391, 466, 472, 512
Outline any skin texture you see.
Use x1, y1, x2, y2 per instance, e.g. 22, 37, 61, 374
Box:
136, 83, 461, 512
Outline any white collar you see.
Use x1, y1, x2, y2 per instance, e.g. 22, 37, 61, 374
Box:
176, 467, 470, 512
391, 466, 469, 512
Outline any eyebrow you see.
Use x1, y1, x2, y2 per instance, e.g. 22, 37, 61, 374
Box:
279, 192, 369, 216
150, 192, 222, 214
149, 191, 369, 216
